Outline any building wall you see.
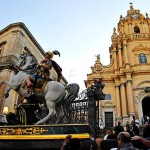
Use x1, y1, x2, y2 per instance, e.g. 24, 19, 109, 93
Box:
85, 4, 150, 127
0, 23, 45, 113
0, 22, 67, 114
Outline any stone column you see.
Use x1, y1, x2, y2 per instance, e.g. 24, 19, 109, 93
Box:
118, 47, 123, 67
113, 49, 117, 70
115, 85, 121, 117
148, 22, 150, 33
123, 41, 129, 65
120, 83, 128, 118
120, 82, 129, 125
128, 23, 133, 34
126, 79, 135, 116
121, 22, 124, 34
141, 22, 145, 33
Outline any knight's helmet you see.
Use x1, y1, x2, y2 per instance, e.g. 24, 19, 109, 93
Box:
45, 50, 60, 58
45, 51, 54, 58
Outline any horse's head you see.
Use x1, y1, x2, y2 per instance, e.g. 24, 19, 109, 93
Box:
16, 52, 37, 72
16, 52, 26, 68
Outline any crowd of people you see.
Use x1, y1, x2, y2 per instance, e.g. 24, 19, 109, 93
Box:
59, 115, 150, 150
142, 115, 150, 125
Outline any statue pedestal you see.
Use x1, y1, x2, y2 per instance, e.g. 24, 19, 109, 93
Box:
0, 124, 92, 149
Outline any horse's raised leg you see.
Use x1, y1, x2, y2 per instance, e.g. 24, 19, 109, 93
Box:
35, 101, 56, 125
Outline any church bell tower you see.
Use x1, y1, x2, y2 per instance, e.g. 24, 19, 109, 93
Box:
85, 3, 150, 126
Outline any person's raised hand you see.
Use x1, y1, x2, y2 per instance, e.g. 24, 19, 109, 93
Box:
63, 135, 72, 145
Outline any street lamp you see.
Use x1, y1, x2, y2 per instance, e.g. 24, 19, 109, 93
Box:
3, 107, 8, 115
87, 79, 105, 138
3, 106, 8, 124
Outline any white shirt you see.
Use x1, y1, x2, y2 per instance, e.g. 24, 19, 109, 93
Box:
135, 119, 139, 128
104, 134, 108, 140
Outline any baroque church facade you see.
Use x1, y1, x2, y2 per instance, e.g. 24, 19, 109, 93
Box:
85, 4, 150, 127
0, 22, 66, 114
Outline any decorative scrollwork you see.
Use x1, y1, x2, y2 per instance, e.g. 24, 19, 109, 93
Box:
0, 127, 48, 135
134, 91, 150, 104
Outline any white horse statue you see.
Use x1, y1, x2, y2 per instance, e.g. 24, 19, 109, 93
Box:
0, 51, 79, 125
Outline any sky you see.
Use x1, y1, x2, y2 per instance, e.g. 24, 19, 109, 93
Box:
0, 0, 150, 92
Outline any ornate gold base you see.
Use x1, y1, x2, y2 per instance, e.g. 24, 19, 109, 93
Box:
0, 124, 92, 149
0, 124, 91, 140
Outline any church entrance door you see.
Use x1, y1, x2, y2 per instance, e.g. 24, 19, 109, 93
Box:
142, 97, 150, 117
105, 112, 113, 127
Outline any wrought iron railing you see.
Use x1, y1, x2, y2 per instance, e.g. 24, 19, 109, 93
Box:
70, 99, 88, 123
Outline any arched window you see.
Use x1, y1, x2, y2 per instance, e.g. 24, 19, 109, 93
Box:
0, 41, 7, 56
0, 44, 4, 57
134, 26, 140, 33
138, 53, 147, 64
